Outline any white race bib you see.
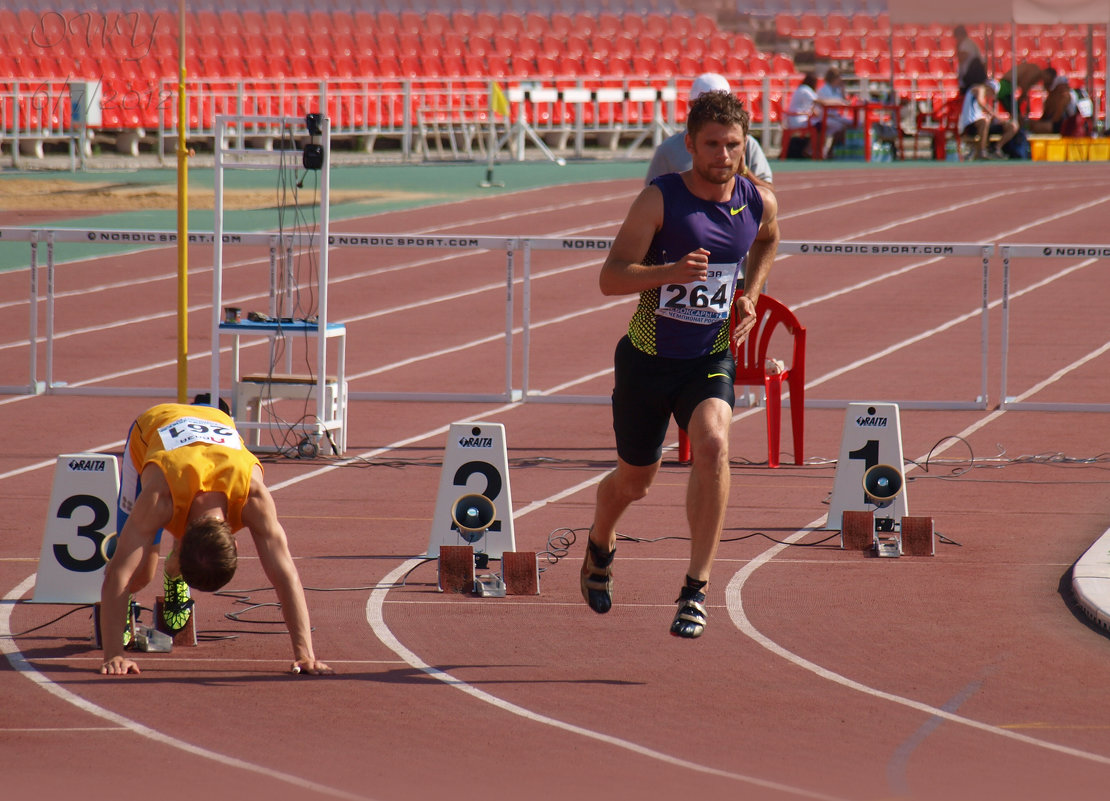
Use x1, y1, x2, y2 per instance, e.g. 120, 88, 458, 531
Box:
158, 417, 242, 450
656, 262, 739, 325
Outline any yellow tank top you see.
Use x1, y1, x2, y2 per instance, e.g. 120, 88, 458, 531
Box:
128, 403, 260, 537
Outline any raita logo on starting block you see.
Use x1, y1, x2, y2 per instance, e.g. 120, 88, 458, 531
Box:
854, 415, 889, 428
457, 435, 493, 448
67, 458, 108, 471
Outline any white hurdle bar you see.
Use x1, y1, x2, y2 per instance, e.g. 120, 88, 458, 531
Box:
1000, 243, 1110, 412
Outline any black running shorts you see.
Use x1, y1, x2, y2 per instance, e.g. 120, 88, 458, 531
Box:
611, 335, 736, 466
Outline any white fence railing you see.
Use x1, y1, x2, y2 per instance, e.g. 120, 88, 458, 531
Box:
2, 72, 942, 166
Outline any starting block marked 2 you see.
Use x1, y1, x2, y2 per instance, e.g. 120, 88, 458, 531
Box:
502, 551, 540, 595
438, 545, 476, 594
34, 453, 119, 604
827, 403, 909, 530
427, 422, 516, 558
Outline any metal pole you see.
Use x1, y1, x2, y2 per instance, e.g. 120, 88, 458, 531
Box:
176, 0, 189, 402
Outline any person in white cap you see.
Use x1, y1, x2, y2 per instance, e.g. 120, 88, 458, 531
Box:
958, 78, 1018, 159
646, 72, 773, 188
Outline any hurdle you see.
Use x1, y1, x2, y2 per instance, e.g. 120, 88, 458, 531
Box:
999, 243, 1110, 412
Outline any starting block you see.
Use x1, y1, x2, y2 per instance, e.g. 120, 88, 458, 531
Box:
437, 546, 541, 596
502, 551, 540, 595
438, 545, 476, 594
841, 510, 935, 557
92, 600, 137, 649
92, 600, 169, 652
155, 595, 198, 646
93, 598, 196, 650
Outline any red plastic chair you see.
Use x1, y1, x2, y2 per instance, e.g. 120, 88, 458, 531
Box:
677, 294, 806, 468
774, 95, 822, 160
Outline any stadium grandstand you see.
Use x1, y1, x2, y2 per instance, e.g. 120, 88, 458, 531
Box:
1, 0, 1105, 165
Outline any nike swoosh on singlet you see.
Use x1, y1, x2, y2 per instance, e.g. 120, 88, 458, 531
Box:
730, 204, 748, 216
707, 372, 730, 379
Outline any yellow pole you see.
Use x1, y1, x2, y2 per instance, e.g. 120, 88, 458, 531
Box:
175, 0, 189, 402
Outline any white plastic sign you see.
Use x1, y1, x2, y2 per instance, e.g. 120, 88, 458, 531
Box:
33, 453, 119, 603
427, 423, 515, 558
826, 403, 909, 530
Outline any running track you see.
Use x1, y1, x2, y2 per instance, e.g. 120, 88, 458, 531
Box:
3, 162, 1110, 801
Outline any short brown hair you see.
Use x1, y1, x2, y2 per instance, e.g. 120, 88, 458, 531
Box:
686, 90, 750, 139
179, 518, 237, 592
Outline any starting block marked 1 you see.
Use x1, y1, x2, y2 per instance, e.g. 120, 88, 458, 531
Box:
427, 422, 516, 558
901, 516, 936, 557
34, 453, 119, 604
827, 403, 909, 531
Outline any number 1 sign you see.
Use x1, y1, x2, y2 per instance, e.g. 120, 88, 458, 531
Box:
826, 403, 909, 530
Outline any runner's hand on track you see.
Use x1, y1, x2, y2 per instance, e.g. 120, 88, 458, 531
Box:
101, 656, 140, 675
291, 659, 334, 675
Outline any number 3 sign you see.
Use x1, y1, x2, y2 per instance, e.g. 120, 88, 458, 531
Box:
33, 453, 119, 604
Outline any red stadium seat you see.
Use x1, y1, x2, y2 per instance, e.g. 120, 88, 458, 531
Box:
550, 13, 572, 38
770, 53, 796, 76
450, 12, 475, 37
668, 15, 692, 38
523, 11, 547, 37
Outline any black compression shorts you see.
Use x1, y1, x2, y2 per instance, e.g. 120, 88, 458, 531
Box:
611, 335, 736, 466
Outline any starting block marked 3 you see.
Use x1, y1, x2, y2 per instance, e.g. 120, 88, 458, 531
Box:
155, 595, 198, 646
34, 453, 119, 604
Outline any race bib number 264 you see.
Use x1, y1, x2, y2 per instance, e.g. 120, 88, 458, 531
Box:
656, 262, 739, 325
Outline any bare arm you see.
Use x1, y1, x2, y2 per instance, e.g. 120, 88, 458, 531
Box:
99, 464, 169, 675
599, 184, 711, 296
732, 186, 781, 348
242, 469, 332, 675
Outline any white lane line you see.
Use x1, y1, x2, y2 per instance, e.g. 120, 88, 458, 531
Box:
0, 577, 378, 800
364, 560, 849, 801
724, 374, 1110, 768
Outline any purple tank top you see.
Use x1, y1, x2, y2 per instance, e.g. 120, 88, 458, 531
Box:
626, 173, 763, 358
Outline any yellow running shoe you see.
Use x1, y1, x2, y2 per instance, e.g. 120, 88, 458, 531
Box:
122, 595, 135, 648
161, 572, 193, 633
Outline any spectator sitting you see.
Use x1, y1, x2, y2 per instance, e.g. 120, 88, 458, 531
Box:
816, 67, 854, 157
1029, 67, 1078, 134
785, 71, 848, 159
959, 79, 1018, 160
996, 62, 1044, 123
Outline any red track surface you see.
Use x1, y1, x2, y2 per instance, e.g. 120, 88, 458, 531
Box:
4, 163, 1110, 801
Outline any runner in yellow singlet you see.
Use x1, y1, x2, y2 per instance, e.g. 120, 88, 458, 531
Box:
100, 402, 331, 677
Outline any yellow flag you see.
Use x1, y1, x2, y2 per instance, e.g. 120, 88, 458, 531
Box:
491, 81, 510, 118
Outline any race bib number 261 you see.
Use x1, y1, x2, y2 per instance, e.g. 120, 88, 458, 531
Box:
656, 262, 739, 325
158, 417, 242, 450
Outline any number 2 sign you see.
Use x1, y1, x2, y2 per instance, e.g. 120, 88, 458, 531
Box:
33, 453, 119, 604
426, 423, 516, 558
